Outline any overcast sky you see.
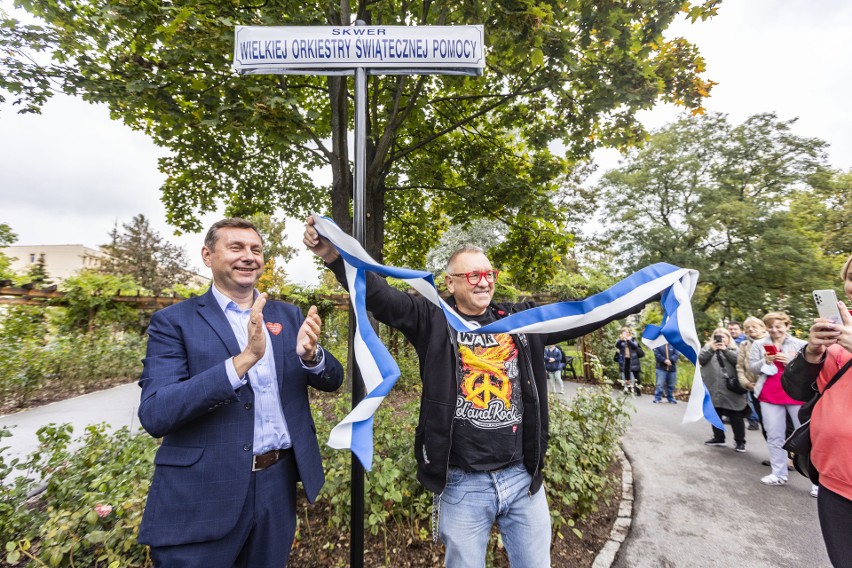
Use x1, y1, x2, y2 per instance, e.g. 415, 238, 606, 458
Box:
1, 1, 850, 284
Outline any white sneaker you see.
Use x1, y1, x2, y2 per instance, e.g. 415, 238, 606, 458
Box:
811, 485, 819, 498
760, 474, 787, 486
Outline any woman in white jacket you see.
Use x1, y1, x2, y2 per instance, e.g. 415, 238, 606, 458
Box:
748, 312, 807, 486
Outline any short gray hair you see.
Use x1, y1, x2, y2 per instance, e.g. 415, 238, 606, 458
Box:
446, 244, 485, 272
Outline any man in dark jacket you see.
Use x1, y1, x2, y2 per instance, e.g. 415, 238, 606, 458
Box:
304, 216, 642, 567
653, 343, 680, 403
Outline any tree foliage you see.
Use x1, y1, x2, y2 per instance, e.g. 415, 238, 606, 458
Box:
100, 214, 191, 295
0, 222, 18, 280
595, 112, 835, 327
59, 271, 142, 332
789, 169, 852, 264
246, 212, 296, 263
23, 252, 52, 286
2, 0, 719, 286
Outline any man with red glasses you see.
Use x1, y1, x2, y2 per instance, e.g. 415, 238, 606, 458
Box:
304, 216, 644, 567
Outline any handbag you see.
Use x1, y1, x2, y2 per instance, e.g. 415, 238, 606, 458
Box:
717, 350, 747, 394
783, 358, 852, 483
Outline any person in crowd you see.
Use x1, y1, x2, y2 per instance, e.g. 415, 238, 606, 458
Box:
736, 316, 767, 431
728, 321, 747, 344
700, 328, 748, 452
137, 218, 344, 567
303, 215, 646, 568
782, 254, 852, 566
544, 344, 565, 394
652, 342, 680, 403
615, 327, 644, 396
748, 311, 807, 486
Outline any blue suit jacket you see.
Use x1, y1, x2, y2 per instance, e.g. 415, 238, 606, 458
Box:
137, 289, 343, 547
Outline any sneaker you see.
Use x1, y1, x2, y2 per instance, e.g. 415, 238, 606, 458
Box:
811, 485, 819, 498
747, 421, 760, 431
652, 399, 661, 403
704, 438, 726, 447
760, 474, 787, 486
667, 399, 678, 404
735, 443, 746, 453
761, 460, 771, 467
634, 386, 642, 396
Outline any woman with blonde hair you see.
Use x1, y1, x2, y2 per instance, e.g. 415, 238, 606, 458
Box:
736, 316, 767, 431
699, 327, 748, 452
615, 326, 643, 396
748, 311, 807, 486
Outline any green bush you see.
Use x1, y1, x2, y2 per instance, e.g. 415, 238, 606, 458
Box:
0, 332, 145, 407
2, 423, 157, 567
545, 386, 631, 539
1, 360, 629, 567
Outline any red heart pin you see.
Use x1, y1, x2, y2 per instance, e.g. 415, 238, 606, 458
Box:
266, 322, 282, 336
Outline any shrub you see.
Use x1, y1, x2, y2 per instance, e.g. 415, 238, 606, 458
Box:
2, 423, 156, 567
2, 360, 629, 566
545, 385, 631, 539
0, 332, 145, 409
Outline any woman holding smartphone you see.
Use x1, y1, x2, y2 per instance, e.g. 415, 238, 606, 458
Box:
782, 254, 852, 567
748, 312, 807, 486
699, 328, 747, 451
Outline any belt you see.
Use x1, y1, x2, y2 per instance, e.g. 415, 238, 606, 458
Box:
251, 448, 293, 472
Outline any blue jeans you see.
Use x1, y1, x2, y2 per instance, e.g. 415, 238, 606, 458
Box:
439, 462, 551, 568
654, 368, 677, 401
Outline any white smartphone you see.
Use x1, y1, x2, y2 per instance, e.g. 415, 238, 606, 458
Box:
813, 289, 844, 324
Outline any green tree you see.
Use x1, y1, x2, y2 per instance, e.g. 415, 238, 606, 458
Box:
24, 253, 52, 287
246, 212, 296, 264
2, 0, 719, 287
424, 218, 508, 274
790, 168, 852, 266
59, 271, 141, 333
595, 112, 834, 327
100, 214, 191, 295
0, 223, 18, 280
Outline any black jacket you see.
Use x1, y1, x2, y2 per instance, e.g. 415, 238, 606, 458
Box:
615, 338, 643, 372
328, 258, 647, 494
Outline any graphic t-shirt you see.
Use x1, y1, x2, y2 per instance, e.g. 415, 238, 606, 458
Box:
448, 309, 523, 472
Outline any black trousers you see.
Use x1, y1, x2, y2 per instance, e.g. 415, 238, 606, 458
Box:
818, 484, 852, 568
711, 406, 746, 445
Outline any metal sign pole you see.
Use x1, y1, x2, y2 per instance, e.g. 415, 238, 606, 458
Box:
350, 20, 367, 568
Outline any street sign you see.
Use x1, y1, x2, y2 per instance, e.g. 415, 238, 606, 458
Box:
233, 25, 484, 76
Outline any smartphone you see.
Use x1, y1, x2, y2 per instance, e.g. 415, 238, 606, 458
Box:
813, 289, 844, 325
763, 344, 778, 355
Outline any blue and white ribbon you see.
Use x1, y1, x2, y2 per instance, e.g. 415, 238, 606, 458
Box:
311, 215, 722, 470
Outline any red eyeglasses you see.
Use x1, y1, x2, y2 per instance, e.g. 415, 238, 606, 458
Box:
447, 270, 499, 286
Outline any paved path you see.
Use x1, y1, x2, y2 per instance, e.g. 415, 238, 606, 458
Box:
560, 382, 831, 568
1, 382, 835, 567
0, 383, 141, 467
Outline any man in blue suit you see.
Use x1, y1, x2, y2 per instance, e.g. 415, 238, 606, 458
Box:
137, 218, 344, 567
